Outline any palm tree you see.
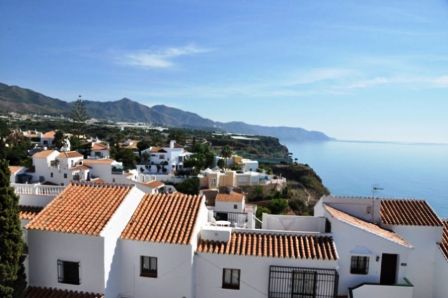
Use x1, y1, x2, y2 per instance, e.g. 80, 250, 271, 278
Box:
221, 146, 232, 169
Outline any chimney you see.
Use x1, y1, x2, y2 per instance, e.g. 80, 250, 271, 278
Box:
169, 140, 176, 149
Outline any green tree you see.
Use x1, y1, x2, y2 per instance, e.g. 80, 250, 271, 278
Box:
175, 177, 200, 195
53, 131, 65, 149
268, 198, 289, 214
137, 140, 150, 158
220, 145, 232, 167
0, 160, 26, 297
70, 98, 89, 139
70, 98, 89, 123
114, 149, 137, 170
217, 159, 225, 169
256, 206, 271, 220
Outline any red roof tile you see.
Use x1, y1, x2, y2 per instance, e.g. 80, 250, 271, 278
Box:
25, 287, 103, 298
197, 231, 337, 260
380, 199, 442, 226
325, 205, 412, 247
144, 180, 165, 188
83, 159, 114, 165
42, 131, 56, 138
121, 193, 203, 244
92, 143, 108, 151
26, 183, 132, 235
19, 206, 43, 221
58, 151, 84, 159
8, 165, 24, 175
33, 150, 57, 159
216, 192, 244, 203
440, 219, 448, 260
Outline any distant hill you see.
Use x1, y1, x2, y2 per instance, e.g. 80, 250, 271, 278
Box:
0, 82, 332, 142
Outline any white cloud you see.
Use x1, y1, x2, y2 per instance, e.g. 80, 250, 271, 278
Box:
286, 68, 355, 85
120, 44, 210, 69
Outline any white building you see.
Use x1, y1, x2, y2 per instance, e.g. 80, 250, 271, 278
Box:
139, 140, 192, 175
90, 142, 110, 159
40, 130, 56, 147
20, 183, 448, 298
198, 168, 286, 189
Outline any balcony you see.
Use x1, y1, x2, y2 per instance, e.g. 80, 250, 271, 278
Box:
214, 211, 249, 228
12, 183, 65, 196
349, 278, 414, 298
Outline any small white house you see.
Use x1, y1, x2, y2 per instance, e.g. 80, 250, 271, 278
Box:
40, 130, 56, 147
139, 140, 192, 175
119, 192, 208, 298
26, 183, 145, 297
90, 142, 110, 159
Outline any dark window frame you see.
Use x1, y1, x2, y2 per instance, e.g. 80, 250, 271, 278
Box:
350, 256, 369, 275
57, 260, 80, 285
140, 256, 157, 278
222, 268, 240, 290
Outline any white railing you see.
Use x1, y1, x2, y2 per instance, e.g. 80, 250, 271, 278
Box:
12, 183, 65, 196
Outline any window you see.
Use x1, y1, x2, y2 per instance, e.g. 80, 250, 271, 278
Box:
233, 204, 238, 209
57, 260, 80, 285
50, 172, 53, 178
140, 256, 157, 278
351, 256, 369, 274
64, 173, 67, 179
292, 271, 316, 297
222, 268, 240, 290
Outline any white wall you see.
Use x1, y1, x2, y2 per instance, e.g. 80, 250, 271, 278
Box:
120, 241, 194, 298
27, 230, 105, 294
262, 214, 326, 233
389, 225, 442, 298
315, 196, 380, 223
350, 283, 413, 298
215, 200, 245, 213
433, 249, 448, 298
195, 253, 337, 298
328, 217, 411, 296
101, 187, 145, 298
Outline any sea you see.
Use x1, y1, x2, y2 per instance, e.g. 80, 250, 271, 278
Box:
283, 140, 448, 218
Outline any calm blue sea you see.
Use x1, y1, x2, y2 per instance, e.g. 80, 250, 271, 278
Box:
283, 140, 448, 218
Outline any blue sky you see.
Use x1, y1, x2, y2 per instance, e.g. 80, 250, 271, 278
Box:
1, 0, 448, 143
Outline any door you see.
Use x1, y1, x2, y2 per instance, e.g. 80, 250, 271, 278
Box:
380, 253, 398, 285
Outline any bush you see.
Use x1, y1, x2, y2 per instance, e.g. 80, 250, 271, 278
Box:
256, 206, 271, 220
268, 198, 288, 214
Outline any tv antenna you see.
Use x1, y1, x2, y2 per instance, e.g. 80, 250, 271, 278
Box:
371, 184, 384, 198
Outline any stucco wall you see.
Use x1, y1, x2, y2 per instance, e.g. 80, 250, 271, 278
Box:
27, 230, 104, 294
120, 241, 194, 298
262, 214, 326, 232
101, 187, 145, 298
350, 283, 413, 298
195, 253, 337, 298
433, 249, 448, 298
328, 216, 411, 295
390, 225, 443, 298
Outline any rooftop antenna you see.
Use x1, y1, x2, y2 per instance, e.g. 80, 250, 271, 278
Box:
371, 184, 384, 223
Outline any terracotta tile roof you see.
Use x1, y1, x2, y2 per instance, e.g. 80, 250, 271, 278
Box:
70, 165, 90, 171
58, 151, 84, 159
325, 205, 412, 248
33, 150, 57, 159
440, 219, 448, 260
216, 192, 244, 203
92, 143, 108, 151
42, 130, 56, 138
26, 183, 132, 235
19, 206, 43, 221
197, 230, 337, 260
121, 193, 202, 244
90, 178, 105, 184
83, 159, 114, 165
380, 199, 442, 226
149, 146, 162, 153
8, 165, 24, 174
25, 287, 104, 298
144, 180, 165, 188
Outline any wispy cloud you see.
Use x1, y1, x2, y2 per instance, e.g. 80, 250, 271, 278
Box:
119, 44, 211, 69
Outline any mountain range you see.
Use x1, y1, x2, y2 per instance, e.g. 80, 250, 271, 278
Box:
0, 82, 331, 142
